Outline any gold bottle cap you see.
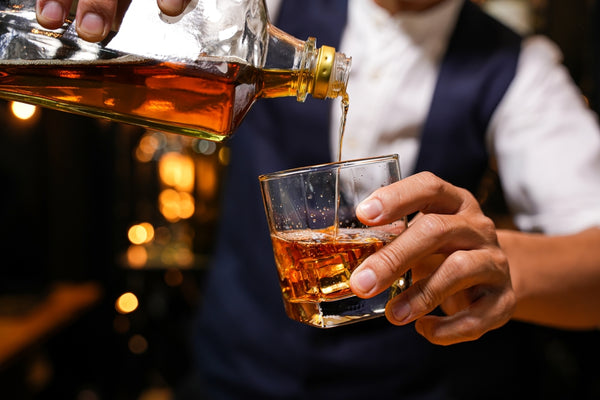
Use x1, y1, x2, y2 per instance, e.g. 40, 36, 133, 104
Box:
312, 45, 335, 99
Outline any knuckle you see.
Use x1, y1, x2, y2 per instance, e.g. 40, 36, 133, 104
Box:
374, 245, 405, 277
454, 185, 473, 200
498, 291, 516, 320
483, 246, 510, 277
433, 251, 468, 286
417, 316, 483, 345
417, 213, 449, 239
417, 170, 439, 184
491, 247, 509, 270
457, 317, 486, 341
482, 290, 515, 333
428, 176, 447, 197
477, 214, 498, 237
446, 250, 470, 270
412, 279, 441, 313
416, 171, 445, 194
501, 290, 517, 319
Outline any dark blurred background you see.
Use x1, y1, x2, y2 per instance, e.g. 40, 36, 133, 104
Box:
0, 88, 227, 398
0, 1, 598, 399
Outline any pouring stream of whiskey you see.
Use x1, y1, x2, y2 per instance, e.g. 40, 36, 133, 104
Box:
333, 92, 350, 238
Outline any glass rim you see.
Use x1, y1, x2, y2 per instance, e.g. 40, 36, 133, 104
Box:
258, 154, 399, 182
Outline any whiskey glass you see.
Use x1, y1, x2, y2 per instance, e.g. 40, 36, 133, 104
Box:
259, 154, 411, 328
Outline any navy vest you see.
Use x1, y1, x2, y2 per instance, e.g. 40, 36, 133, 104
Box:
192, 2, 534, 399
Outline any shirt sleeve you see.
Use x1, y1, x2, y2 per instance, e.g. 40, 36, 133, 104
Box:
489, 35, 600, 235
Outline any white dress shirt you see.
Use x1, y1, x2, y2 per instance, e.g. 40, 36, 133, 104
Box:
267, 0, 600, 235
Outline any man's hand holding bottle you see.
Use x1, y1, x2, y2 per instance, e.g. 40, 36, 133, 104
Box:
35, 0, 190, 42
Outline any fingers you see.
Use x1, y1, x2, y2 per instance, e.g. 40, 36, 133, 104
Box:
75, 0, 119, 42
350, 210, 498, 298
384, 247, 510, 321
385, 248, 513, 345
350, 171, 498, 297
412, 282, 515, 345
350, 171, 515, 344
36, 0, 72, 29
36, 0, 191, 42
36, 0, 118, 41
356, 171, 475, 226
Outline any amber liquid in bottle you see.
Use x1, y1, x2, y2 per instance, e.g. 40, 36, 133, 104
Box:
0, 58, 301, 141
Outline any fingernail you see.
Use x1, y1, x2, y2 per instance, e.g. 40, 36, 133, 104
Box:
352, 268, 377, 294
78, 12, 106, 39
357, 198, 383, 220
391, 301, 411, 323
40, 1, 65, 23
159, 0, 186, 14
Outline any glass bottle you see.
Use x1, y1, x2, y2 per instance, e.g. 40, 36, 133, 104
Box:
0, 0, 351, 141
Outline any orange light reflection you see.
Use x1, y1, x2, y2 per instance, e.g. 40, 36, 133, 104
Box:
115, 292, 139, 314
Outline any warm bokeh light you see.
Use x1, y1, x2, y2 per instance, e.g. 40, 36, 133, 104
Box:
115, 292, 139, 314
160, 245, 194, 267
126, 244, 148, 268
140, 222, 155, 241
135, 132, 163, 162
124, 134, 221, 270
159, 152, 195, 192
127, 222, 155, 245
159, 189, 180, 222
159, 188, 195, 222
178, 192, 195, 219
196, 157, 217, 198
174, 247, 194, 267
128, 225, 146, 244
10, 101, 37, 120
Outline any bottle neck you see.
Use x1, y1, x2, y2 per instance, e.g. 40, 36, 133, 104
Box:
311, 44, 351, 100
265, 24, 351, 101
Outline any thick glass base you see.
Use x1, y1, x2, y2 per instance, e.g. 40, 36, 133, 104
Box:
283, 271, 412, 328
